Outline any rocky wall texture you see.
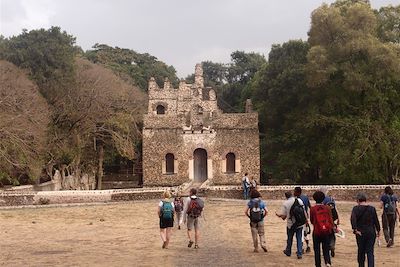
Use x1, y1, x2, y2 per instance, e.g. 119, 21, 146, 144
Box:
2, 185, 400, 207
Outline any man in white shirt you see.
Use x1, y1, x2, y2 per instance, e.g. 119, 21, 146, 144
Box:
275, 189, 307, 259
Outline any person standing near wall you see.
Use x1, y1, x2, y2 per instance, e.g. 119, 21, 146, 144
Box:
158, 191, 174, 249
380, 186, 399, 247
242, 173, 250, 199
351, 192, 380, 267
245, 189, 268, 253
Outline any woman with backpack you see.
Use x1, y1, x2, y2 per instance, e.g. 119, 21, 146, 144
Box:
310, 190, 334, 267
158, 190, 174, 249
174, 196, 184, 230
380, 186, 399, 247
245, 189, 268, 253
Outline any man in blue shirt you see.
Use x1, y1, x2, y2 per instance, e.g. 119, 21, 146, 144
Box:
295, 186, 311, 253
245, 189, 268, 253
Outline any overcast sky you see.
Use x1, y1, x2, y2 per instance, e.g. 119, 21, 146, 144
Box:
1, 0, 399, 77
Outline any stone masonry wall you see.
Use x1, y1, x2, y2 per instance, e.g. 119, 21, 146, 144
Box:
1, 185, 399, 207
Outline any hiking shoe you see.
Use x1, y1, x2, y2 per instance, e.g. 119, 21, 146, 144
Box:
387, 239, 393, 247
253, 248, 259, 253
297, 255, 302, 259
261, 246, 268, 252
188, 240, 194, 248
326, 264, 332, 267
162, 241, 167, 249
194, 244, 199, 249
306, 247, 311, 253
178, 226, 181, 230
283, 250, 290, 257
331, 249, 335, 257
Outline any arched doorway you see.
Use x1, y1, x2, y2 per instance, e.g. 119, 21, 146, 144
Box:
193, 148, 207, 182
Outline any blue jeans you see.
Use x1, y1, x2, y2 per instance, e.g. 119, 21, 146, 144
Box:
285, 226, 303, 256
356, 232, 376, 267
243, 187, 249, 199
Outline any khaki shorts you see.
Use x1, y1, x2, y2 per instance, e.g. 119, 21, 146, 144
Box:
187, 216, 200, 230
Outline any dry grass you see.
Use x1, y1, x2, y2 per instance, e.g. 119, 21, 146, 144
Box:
0, 200, 399, 267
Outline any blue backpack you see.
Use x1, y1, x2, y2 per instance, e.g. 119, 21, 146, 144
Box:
161, 201, 174, 220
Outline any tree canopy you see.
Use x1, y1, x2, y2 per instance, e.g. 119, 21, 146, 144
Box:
85, 44, 179, 91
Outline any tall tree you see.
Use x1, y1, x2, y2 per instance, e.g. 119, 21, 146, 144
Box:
85, 44, 179, 91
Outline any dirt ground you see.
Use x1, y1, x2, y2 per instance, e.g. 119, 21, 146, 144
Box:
0, 199, 399, 267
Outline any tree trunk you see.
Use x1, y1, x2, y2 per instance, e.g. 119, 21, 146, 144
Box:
96, 144, 104, 190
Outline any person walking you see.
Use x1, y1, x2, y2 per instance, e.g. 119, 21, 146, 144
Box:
174, 195, 184, 230
249, 177, 258, 192
245, 189, 268, 253
158, 191, 174, 249
310, 190, 334, 267
242, 173, 250, 199
320, 186, 340, 257
380, 186, 399, 247
276, 188, 307, 259
351, 192, 381, 267
183, 188, 204, 249
296, 186, 311, 253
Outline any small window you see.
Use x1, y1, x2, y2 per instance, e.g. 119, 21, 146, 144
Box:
156, 105, 165, 114
226, 153, 236, 173
166, 153, 174, 173
197, 105, 203, 114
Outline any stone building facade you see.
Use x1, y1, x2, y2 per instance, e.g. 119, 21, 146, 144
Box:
142, 64, 260, 186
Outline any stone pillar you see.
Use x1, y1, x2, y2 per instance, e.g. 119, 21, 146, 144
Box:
245, 99, 253, 113
207, 159, 213, 179
194, 63, 204, 88
189, 159, 194, 180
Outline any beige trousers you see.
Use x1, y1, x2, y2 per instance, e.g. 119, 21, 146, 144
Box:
250, 221, 266, 249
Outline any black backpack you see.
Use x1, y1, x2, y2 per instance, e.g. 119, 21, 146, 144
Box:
249, 199, 263, 223
384, 195, 396, 215
290, 198, 307, 229
326, 197, 339, 221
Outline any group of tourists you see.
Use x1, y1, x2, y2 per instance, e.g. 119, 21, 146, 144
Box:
246, 185, 399, 267
158, 183, 398, 267
158, 188, 204, 249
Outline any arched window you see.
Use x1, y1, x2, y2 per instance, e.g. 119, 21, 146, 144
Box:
166, 153, 174, 174
156, 105, 165, 114
226, 152, 236, 173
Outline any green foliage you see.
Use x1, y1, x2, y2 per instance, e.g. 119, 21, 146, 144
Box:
376, 5, 400, 43
0, 27, 77, 102
85, 44, 179, 90
250, 1, 400, 184
186, 51, 266, 112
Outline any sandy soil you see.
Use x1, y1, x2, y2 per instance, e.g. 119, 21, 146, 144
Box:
0, 199, 399, 267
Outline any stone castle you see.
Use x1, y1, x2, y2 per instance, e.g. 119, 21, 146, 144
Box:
142, 64, 260, 186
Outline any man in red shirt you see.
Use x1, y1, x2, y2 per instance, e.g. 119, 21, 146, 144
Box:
310, 191, 334, 267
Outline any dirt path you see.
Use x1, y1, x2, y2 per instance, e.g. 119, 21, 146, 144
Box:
0, 199, 399, 266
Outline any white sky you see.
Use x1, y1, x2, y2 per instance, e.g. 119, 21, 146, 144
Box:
0, 0, 399, 77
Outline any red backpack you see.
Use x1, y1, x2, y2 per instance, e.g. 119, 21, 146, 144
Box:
313, 205, 334, 236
